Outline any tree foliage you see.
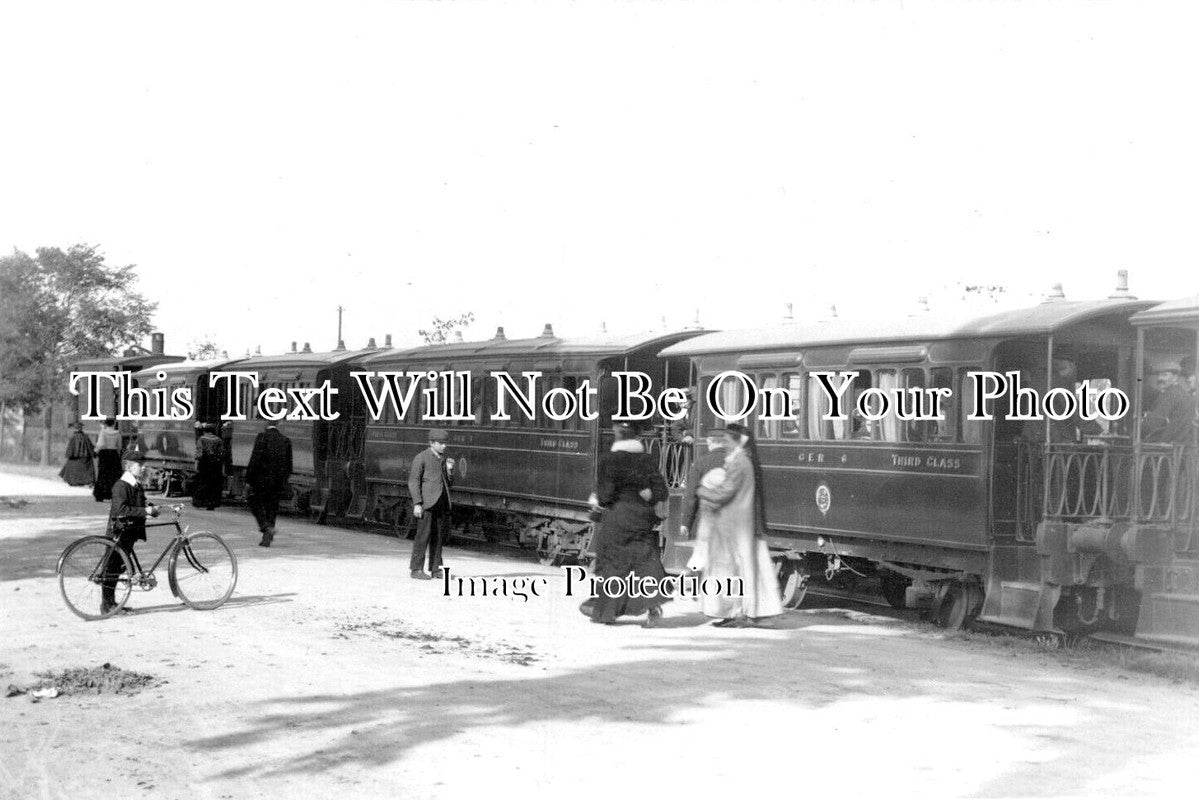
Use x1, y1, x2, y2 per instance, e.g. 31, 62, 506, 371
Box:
418, 312, 475, 345
0, 244, 157, 413
186, 336, 225, 361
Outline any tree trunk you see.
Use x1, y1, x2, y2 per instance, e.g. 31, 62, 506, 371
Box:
41, 404, 52, 466
0, 400, 7, 460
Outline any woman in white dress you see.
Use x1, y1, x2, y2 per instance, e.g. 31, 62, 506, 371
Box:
695, 423, 783, 626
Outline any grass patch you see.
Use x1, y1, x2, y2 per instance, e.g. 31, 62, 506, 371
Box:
31, 663, 161, 696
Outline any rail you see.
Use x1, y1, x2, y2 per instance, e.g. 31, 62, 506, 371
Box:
642, 435, 692, 490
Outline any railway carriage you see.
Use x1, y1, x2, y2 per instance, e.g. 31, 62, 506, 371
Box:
358, 325, 700, 562
659, 282, 1199, 646
223, 343, 380, 516
129, 357, 246, 495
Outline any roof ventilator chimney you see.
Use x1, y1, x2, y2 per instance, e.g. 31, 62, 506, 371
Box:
255, 345, 262, 355
385, 334, 392, 347
367, 337, 377, 348
541, 323, 554, 337
599, 321, 608, 334
290, 341, 297, 353
781, 303, 794, 323
454, 331, 465, 342
1043, 283, 1066, 303
302, 342, 312, 353
493, 326, 506, 341
1109, 269, 1136, 300
151, 333, 164, 354
335, 339, 346, 351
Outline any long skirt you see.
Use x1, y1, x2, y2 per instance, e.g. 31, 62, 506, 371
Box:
59, 457, 94, 486
700, 525, 783, 620
590, 506, 671, 623
192, 458, 224, 508
93, 450, 122, 502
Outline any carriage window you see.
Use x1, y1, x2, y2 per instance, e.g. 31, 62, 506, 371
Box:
929, 368, 956, 442
470, 375, 486, 424
807, 374, 850, 441
757, 373, 782, 439
902, 368, 928, 443
560, 375, 580, 432
864, 370, 898, 442
959, 368, 983, 444
717, 373, 749, 423
780, 372, 805, 439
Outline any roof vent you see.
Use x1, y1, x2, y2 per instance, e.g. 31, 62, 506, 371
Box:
255, 345, 262, 355
335, 339, 346, 351
781, 302, 794, 323
302, 342, 312, 353
1109, 269, 1136, 300
221, 350, 229, 359
1043, 283, 1066, 303
599, 321, 607, 334
540, 323, 554, 337
454, 331, 465, 342
493, 326, 506, 341
290, 341, 297, 353
823, 304, 839, 321
385, 334, 392, 347
367, 337, 377, 348
660, 315, 668, 330
151, 333, 164, 354
685, 309, 703, 330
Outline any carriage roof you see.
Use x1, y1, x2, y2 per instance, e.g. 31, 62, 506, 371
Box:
659, 298, 1158, 357
130, 357, 247, 381
1129, 295, 1199, 327
74, 352, 186, 372
229, 347, 381, 371
362, 329, 703, 366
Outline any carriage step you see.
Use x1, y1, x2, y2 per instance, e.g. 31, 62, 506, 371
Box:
977, 581, 1056, 631
1133, 590, 1199, 649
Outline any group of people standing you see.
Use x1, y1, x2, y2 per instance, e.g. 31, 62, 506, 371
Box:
582, 421, 782, 628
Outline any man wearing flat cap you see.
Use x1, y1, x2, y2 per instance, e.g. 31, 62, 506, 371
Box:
101, 449, 159, 614
408, 428, 455, 579
1144, 360, 1196, 445
246, 420, 293, 547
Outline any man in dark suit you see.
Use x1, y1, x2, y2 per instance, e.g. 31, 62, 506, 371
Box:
101, 449, 159, 615
408, 428, 454, 579
678, 428, 731, 540
246, 421, 293, 547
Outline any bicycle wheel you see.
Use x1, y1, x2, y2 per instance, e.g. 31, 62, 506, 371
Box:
57, 536, 132, 621
169, 531, 237, 610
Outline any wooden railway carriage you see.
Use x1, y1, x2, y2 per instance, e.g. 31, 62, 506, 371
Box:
72, 337, 185, 450
358, 326, 700, 562
129, 357, 246, 495
657, 292, 1199, 643
224, 345, 379, 516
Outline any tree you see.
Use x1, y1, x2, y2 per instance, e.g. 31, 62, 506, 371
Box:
186, 336, 225, 361
0, 244, 157, 464
418, 312, 475, 345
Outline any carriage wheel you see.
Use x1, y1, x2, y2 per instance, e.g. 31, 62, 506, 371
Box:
879, 573, 910, 610
778, 561, 809, 609
537, 531, 561, 567
935, 581, 981, 630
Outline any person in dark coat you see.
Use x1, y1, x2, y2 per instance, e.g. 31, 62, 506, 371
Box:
408, 428, 455, 579
93, 417, 123, 502
245, 421, 293, 547
193, 423, 225, 510
587, 422, 670, 627
1144, 361, 1196, 445
101, 449, 159, 614
678, 428, 731, 540
59, 423, 95, 486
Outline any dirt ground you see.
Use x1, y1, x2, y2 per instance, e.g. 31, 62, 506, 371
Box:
2, 464, 1198, 799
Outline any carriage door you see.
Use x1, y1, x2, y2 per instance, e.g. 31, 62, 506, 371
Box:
989, 341, 1045, 542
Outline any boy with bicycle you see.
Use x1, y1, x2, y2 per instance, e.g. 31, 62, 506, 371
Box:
101, 449, 159, 615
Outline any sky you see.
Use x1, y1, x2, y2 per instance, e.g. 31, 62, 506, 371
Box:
1, 0, 1197, 358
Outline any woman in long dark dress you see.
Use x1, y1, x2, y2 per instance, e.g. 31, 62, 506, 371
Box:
59, 423, 95, 486
587, 423, 671, 627
93, 417, 123, 502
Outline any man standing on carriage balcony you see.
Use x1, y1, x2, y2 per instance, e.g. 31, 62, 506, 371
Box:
246, 421, 293, 547
408, 428, 455, 580
1143, 360, 1196, 446
101, 449, 159, 615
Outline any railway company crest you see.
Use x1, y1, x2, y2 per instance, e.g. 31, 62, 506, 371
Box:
815, 483, 831, 516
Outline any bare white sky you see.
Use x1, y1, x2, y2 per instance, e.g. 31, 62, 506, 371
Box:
1, 1, 1196, 356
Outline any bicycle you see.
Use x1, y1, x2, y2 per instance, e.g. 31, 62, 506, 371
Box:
56, 504, 238, 620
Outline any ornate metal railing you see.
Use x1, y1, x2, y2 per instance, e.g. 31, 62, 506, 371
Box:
642, 435, 692, 490
1040, 442, 1197, 552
